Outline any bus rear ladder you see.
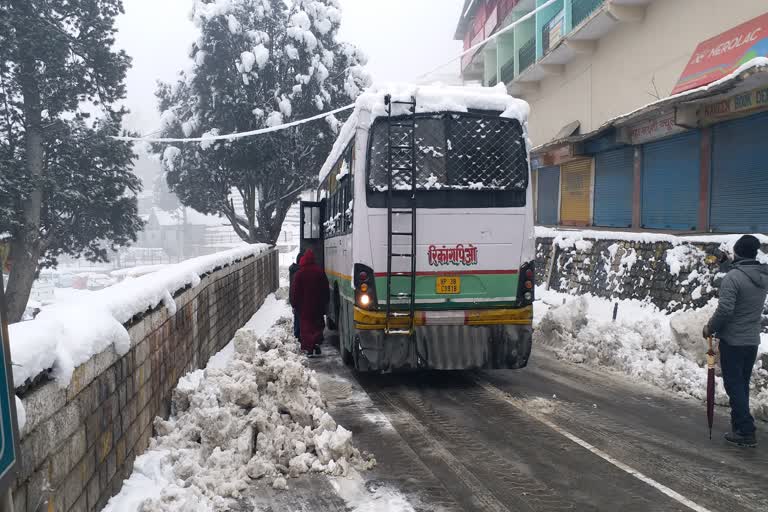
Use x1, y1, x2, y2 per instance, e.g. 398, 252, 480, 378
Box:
384, 94, 417, 336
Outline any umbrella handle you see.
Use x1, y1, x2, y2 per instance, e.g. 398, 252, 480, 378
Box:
707, 336, 716, 369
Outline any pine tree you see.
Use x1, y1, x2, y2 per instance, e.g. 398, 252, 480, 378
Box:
0, 0, 143, 322
154, 0, 370, 244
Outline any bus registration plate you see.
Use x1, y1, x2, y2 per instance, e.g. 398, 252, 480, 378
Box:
436, 277, 461, 294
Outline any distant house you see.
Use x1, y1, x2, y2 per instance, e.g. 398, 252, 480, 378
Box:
137, 207, 237, 260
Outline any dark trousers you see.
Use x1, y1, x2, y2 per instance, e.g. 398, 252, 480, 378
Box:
293, 309, 300, 339
719, 340, 758, 435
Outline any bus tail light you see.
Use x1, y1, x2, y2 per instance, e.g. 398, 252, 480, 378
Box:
354, 263, 377, 309
517, 261, 535, 306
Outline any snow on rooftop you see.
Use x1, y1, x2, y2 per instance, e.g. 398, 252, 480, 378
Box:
110, 264, 169, 279
318, 83, 529, 183
613, 57, 768, 124
9, 244, 269, 389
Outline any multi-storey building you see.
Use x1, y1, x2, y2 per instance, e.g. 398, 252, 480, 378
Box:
456, 1, 768, 233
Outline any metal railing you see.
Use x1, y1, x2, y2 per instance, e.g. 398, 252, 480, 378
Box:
518, 38, 536, 74
572, 0, 604, 29
500, 59, 515, 84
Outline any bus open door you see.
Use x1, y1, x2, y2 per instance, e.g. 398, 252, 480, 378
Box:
300, 201, 324, 268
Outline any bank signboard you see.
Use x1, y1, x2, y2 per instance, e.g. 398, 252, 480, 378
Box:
672, 12, 768, 95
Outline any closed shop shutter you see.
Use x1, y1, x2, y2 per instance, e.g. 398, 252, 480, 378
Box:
711, 112, 768, 233
641, 131, 700, 230
560, 159, 592, 226
593, 148, 634, 228
536, 166, 559, 226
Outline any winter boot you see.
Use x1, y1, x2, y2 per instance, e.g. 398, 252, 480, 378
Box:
314, 345, 322, 356
724, 431, 757, 447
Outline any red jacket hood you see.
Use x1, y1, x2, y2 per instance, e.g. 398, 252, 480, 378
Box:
300, 249, 316, 267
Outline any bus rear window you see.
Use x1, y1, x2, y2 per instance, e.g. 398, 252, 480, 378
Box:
367, 113, 529, 192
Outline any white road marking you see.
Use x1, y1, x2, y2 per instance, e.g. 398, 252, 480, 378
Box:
476, 379, 715, 512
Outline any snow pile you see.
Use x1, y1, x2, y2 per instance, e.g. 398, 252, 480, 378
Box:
9, 244, 269, 388
15, 396, 26, 432
536, 226, 768, 247
536, 289, 768, 419
665, 244, 705, 276
103, 297, 375, 512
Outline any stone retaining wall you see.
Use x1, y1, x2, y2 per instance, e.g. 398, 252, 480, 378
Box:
13, 249, 279, 512
536, 235, 768, 311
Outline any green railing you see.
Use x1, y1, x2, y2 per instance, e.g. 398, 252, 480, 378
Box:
500, 59, 515, 84
572, 0, 604, 28
518, 38, 536, 74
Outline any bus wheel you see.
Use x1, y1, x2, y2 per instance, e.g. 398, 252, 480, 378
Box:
341, 343, 353, 366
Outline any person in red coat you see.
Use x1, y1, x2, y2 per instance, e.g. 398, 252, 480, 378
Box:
289, 249, 330, 355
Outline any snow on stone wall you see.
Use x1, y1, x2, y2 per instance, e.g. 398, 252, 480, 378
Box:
11, 249, 279, 512
534, 229, 768, 422
535, 228, 768, 312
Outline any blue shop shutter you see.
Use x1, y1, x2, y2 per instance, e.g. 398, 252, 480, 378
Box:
641, 131, 700, 230
711, 112, 768, 233
593, 148, 634, 227
537, 166, 560, 226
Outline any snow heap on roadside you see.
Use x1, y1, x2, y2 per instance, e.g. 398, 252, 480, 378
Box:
536, 226, 768, 247
107, 308, 374, 511
535, 289, 768, 421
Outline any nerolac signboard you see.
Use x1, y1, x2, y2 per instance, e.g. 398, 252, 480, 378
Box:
673, 12, 768, 95
0, 274, 21, 498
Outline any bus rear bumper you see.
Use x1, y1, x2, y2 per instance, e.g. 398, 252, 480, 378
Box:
355, 323, 532, 372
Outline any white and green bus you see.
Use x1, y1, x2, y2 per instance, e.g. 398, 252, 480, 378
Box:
300, 85, 535, 371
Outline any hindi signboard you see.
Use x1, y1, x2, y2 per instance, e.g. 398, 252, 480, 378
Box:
672, 13, 768, 95
627, 112, 687, 144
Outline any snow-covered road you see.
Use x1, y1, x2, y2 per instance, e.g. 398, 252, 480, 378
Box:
101, 292, 768, 512
320, 344, 768, 512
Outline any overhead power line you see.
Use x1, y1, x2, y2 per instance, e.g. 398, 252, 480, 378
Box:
113, 104, 355, 143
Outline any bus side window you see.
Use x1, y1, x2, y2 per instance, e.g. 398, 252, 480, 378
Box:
339, 175, 349, 233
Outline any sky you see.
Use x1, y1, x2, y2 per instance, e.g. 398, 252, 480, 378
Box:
116, 0, 465, 134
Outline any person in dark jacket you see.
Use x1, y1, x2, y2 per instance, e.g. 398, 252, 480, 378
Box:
289, 249, 330, 356
288, 250, 304, 339
704, 235, 768, 447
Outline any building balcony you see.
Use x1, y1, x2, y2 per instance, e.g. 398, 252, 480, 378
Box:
463, 0, 655, 95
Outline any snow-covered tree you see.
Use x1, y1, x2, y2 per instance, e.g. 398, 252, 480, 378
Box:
0, 0, 143, 322
154, 0, 370, 244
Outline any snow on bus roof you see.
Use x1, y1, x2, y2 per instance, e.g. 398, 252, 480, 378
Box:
318, 83, 529, 183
